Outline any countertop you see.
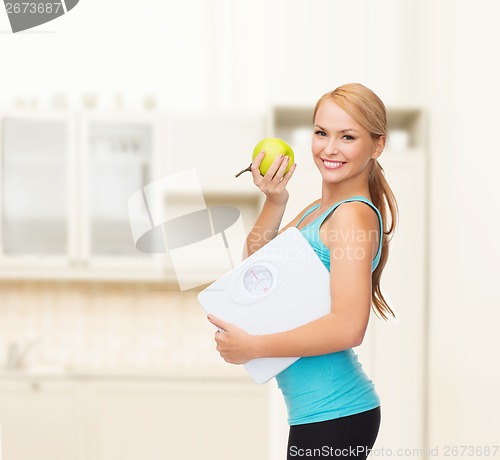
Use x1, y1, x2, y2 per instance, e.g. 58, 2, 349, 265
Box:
0, 365, 252, 381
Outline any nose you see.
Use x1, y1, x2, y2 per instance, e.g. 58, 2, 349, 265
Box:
323, 137, 340, 156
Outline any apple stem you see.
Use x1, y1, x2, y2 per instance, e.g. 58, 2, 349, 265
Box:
235, 163, 252, 178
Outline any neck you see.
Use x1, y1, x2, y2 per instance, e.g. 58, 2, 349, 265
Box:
319, 173, 371, 209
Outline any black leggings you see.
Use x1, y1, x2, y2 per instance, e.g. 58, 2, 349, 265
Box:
287, 406, 381, 459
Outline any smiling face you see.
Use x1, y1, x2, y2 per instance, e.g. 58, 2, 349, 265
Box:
312, 99, 384, 185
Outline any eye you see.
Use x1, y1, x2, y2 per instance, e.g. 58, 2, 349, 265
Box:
342, 135, 355, 141
314, 130, 326, 137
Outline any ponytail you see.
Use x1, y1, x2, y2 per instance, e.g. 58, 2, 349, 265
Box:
368, 160, 398, 320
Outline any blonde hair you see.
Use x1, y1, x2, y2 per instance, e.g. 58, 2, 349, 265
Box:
313, 83, 398, 320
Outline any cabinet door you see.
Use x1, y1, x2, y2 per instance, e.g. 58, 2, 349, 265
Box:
166, 113, 265, 193
87, 380, 270, 460
0, 379, 84, 460
79, 113, 164, 271
0, 113, 74, 261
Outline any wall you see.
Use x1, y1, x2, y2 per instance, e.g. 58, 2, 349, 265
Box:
416, 0, 500, 448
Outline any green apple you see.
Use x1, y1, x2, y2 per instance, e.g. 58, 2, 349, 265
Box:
235, 138, 295, 178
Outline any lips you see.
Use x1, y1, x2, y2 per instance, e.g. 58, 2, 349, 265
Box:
322, 159, 346, 169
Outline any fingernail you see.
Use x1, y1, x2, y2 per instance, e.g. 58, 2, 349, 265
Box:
259, 150, 265, 155
280, 154, 284, 158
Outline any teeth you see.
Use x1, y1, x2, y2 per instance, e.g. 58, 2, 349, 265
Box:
323, 160, 344, 168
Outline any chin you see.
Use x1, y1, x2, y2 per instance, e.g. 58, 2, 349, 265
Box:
315, 165, 346, 182
317, 172, 344, 185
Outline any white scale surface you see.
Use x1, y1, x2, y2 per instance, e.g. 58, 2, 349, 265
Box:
197, 227, 331, 384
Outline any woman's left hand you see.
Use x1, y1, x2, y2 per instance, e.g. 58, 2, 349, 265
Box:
207, 315, 257, 364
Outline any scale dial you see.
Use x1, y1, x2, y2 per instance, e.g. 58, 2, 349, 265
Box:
242, 264, 275, 296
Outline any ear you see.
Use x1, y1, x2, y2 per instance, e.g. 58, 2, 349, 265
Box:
371, 136, 385, 160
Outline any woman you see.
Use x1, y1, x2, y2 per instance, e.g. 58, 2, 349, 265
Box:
208, 83, 398, 459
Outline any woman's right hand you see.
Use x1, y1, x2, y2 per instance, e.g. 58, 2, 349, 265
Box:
251, 151, 297, 206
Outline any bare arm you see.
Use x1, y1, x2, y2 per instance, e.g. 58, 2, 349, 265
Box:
250, 201, 379, 356
243, 198, 287, 258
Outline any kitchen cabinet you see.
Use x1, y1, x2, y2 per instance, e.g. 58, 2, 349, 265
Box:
82, 116, 156, 257
0, 112, 76, 264
0, 110, 166, 282
0, 374, 270, 460
0, 378, 85, 460
77, 112, 165, 275
0, 110, 266, 284
87, 379, 269, 460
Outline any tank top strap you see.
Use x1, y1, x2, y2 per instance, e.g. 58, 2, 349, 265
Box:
296, 202, 321, 227
316, 195, 383, 266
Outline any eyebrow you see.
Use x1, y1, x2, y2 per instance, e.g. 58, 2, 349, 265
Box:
314, 124, 360, 134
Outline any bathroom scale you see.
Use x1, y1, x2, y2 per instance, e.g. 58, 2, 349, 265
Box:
197, 226, 331, 384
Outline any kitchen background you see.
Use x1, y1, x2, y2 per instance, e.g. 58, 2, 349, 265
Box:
0, 1, 499, 460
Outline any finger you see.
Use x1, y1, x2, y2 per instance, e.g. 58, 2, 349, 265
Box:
214, 329, 225, 341
207, 314, 229, 331
251, 151, 265, 182
262, 155, 286, 183
271, 156, 290, 183
281, 162, 297, 184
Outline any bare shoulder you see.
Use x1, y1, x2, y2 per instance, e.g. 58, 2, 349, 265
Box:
330, 201, 379, 228
277, 198, 321, 235
322, 201, 380, 256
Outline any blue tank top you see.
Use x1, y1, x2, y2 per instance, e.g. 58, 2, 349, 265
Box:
275, 195, 382, 426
